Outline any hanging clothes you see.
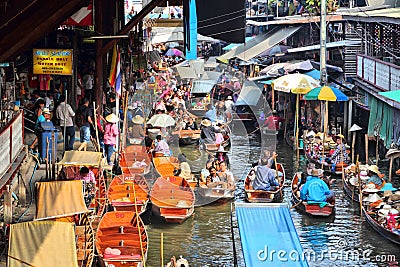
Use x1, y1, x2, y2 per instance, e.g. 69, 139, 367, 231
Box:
39, 74, 51, 90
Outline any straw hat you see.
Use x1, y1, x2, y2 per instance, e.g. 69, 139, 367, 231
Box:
363, 193, 381, 203
201, 119, 211, 127
385, 148, 400, 159
132, 115, 144, 124
380, 183, 397, 192
105, 113, 119, 123
349, 177, 360, 186
363, 183, 379, 193
333, 134, 345, 141
216, 146, 227, 153
311, 168, 323, 177
42, 108, 51, 115
383, 190, 393, 198
368, 165, 380, 175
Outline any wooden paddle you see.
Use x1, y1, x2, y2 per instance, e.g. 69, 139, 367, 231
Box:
291, 200, 303, 209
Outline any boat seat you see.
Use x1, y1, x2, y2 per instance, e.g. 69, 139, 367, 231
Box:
160, 208, 188, 216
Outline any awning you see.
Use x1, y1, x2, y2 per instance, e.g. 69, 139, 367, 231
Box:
8, 221, 78, 267
235, 203, 308, 267
235, 26, 301, 61
35, 180, 89, 220
378, 90, 400, 103
223, 36, 255, 51
189, 59, 205, 76
287, 40, 360, 53
150, 27, 218, 44
201, 71, 221, 82
57, 151, 103, 167
176, 66, 198, 79
235, 80, 262, 106
217, 34, 267, 63
191, 80, 215, 94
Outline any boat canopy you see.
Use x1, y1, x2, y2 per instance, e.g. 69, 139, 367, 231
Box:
235, 80, 262, 106
235, 203, 308, 267
57, 150, 103, 167
191, 80, 215, 94
35, 180, 89, 220
8, 221, 78, 267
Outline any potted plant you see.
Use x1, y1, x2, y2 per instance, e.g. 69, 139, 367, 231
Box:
305, 0, 338, 15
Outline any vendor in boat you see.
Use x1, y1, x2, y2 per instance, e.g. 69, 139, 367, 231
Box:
325, 134, 349, 167
366, 165, 385, 189
131, 115, 145, 139
300, 168, 334, 203
218, 161, 235, 190
200, 119, 216, 144
184, 116, 198, 130
176, 153, 193, 180
200, 160, 213, 182
152, 135, 171, 156
262, 110, 285, 131
75, 166, 97, 207
253, 158, 280, 191
215, 146, 229, 167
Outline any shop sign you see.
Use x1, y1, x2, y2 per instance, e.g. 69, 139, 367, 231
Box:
33, 49, 73, 75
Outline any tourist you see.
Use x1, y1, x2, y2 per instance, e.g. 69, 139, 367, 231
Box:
75, 166, 97, 207
215, 146, 230, 167
327, 134, 349, 167
253, 158, 280, 191
200, 160, 213, 182
103, 113, 119, 165
56, 95, 75, 151
300, 168, 334, 202
153, 135, 171, 156
76, 99, 93, 151
218, 161, 235, 190
30, 108, 51, 150
176, 153, 192, 180
185, 117, 198, 130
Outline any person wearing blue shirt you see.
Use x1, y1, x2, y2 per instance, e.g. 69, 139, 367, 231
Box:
204, 104, 217, 122
300, 169, 334, 202
253, 158, 280, 191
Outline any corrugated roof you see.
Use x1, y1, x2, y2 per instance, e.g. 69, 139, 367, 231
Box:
287, 40, 360, 53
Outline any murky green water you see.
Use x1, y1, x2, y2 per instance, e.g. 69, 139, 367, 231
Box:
144, 133, 399, 267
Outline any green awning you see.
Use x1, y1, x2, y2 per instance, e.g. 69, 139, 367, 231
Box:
368, 95, 393, 148
378, 90, 400, 103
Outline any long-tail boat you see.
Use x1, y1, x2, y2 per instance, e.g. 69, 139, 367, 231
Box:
108, 174, 149, 215
150, 176, 195, 223
152, 156, 180, 177
291, 172, 335, 217
244, 163, 285, 203
96, 211, 148, 266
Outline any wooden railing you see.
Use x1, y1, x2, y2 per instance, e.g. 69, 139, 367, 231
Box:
356, 54, 400, 91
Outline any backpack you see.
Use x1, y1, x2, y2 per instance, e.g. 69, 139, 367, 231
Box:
75, 106, 86, 127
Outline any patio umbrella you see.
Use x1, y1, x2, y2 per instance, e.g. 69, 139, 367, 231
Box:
147, 114, 176, 128
257, 45, 290, 57
165, 48, 184, 57
272, 74, 319, 156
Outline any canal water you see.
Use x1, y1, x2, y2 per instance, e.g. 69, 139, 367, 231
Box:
144, 132, 399, 267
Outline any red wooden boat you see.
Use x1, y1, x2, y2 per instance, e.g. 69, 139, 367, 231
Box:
108, 174, 150, 215
244, 163, 285, 203
291, 172, 335, 217
96, 211, 148, 267
150, 176, 195, 223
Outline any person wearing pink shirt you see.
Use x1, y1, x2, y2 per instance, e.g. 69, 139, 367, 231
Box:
103, 113, 120, 165
75, 166, 97, 207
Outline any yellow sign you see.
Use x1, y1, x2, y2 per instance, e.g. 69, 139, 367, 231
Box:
33, 49, 73, 75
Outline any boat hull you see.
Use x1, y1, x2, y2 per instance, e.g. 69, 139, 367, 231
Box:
363, 207, 400, 245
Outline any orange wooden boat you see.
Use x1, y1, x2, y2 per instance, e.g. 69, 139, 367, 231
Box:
120, 145, 152, 175
244, 163, 285, 203
152, 156, 180, 177
172, 129, 201, 145
291, 172, 335, 217
96, 211, 148, 267
108, 174, 150, 215
150, 176, 195, 223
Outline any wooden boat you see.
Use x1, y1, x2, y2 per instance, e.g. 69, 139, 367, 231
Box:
120, 145, 152, 175
108, 174, 150, 215
172, 129, 201, 145
196, 185, 234, 206
152, 156, 180, 177
342, 171, 361, 203
362, 206, 400, 245
96, 211, 148, 267
244, 163, 285, 203
200, 134, 231, 151
150, 176, 195, 223
291, 172, 335, 217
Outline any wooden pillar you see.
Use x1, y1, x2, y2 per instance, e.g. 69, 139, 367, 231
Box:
4, 185, 13, 224
389, 157, 393, 182
18, 171, 26, 206
365, 134, 369, 164
375, 136, 379, 165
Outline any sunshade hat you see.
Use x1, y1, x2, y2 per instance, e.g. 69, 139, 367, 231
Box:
383, 190, 393, 198
385, 148, 400, 158
363, 193, 381, 203
349, 177, 360, 186
368, 165, 380, 175
42, 108, 51, 115
380, 183, 397, 192
132, 115, 144, 124
332, 134, 345, 141
105, 113, 119, 123
307, 163, 316, 175
201, 119, 211, 127
363, 183, 379, 193
360, 170, 369, 181
311, 168, 323, 177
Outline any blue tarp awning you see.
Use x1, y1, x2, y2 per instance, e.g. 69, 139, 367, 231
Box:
235, 203, 308, 267
191, 80, 215, 94
235, 80, 262, 106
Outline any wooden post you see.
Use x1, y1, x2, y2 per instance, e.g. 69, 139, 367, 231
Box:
160, 232, 164, 267
351, 131, 356, 163
295, 94, 300, 159
356, 155, 363, 218
18, 171, 26, 206
272, 87, 275, 111
283, 94, 288, 139
93, 102, 101, 152
389, 157, 393, 183
365, 134, 369, 164
375, 136, 379, 165
4, 185, 12, 224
